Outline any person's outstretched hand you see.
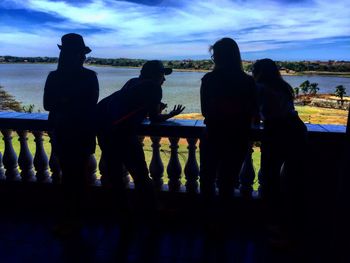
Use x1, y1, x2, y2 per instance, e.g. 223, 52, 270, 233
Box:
169, 104, 185, 117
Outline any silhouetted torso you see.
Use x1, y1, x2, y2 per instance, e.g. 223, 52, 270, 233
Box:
257, 82, 296, 122
44, 67, 99, 155
97, 77, 161, 133
199, 68, 256, 198
347, 108, 350, 138
200, 68, 256, 135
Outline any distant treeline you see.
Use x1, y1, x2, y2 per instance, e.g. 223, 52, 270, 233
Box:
1, 55, 350, 72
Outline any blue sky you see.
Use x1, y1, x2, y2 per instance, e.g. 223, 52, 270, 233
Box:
0, 0, 349, 60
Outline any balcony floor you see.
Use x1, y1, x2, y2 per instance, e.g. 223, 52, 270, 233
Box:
0, 182, 341, 263
0, 210, 295, 263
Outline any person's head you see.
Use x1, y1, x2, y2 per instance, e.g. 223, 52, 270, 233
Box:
252, 58, 282, 84
140, 60, 172, 86
57, 33, 91, 71
253, 58, 294, 99
210, 37, 243, 71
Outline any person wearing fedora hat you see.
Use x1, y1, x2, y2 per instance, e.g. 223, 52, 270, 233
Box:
57, 33, 92, 54
96, 60, 184, 211
44, 33, 99, 233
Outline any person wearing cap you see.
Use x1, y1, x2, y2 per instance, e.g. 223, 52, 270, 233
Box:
96, 60, 184, 210
43, 33, 99, 231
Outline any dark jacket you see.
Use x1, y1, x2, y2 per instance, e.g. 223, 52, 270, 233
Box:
200, 68, 256, 135
96, 77, 162, 134
43, 67, 99, 155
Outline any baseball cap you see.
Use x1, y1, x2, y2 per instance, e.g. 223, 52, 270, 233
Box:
140, 60, 172, 78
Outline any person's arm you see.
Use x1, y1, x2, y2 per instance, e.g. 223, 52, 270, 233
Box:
200, 76, 209, 118
347, 108, 350, 136
88, 72, 99, 106
43, 72, 57, 111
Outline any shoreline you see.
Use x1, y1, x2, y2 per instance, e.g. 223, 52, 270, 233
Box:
1, 62, 349, 77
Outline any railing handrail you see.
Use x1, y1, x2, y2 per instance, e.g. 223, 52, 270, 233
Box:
0, 111, 346, 140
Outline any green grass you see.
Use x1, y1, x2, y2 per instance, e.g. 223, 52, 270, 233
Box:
296, 105, 348, 125
0, 134, 261, 190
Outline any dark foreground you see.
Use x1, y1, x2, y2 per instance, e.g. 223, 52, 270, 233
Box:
1, 183, 346, 263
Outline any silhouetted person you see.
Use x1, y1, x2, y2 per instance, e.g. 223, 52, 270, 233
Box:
252, 58, 307, 247
97, 60, 184, 212
199, 38, 256, 201
43, 33, 99, 233
331, 105, 350, 261
347, 108, 350, 136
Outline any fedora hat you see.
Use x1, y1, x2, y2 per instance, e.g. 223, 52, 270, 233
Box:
57, 33, 91, 54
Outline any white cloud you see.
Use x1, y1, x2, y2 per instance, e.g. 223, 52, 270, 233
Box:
0, 0, 349, 58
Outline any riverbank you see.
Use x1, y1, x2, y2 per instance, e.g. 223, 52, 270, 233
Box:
2, 62, 350, 77
284, 70, 350, 78
296, 94, 350, 111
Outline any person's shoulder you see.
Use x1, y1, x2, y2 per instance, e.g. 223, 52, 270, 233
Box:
82, 67, 97, 77
47, 70, 58, 77
129, 77, 142, 86
46, 70, 59, 81
201, 71, 215, 82
121, 77, 142, 92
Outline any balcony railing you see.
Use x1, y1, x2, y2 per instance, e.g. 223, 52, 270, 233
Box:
0, 111, 348, 263
0, 111, 347, 198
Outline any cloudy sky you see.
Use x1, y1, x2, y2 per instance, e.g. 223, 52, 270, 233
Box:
0, 0, 349, 60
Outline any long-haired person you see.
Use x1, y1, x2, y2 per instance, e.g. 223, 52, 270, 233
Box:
252, 58, 307, 245
44, 33, 99, 233
200, 38, 256, 201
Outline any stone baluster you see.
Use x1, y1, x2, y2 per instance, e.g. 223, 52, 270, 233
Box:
99, 152, 129, 187
87, 154, 97, 186
280, 162, 287, 194
150, 136, 164, 189
167, 137, 182, 192
0, 151, 5, 180
184, 138, 199, 193
48, 132, 62, 184
17, 130, 36, 182
1, 129, 20, 181
122, 165, 130, 187
239, 143, 256, 195
33, 131, 51, 183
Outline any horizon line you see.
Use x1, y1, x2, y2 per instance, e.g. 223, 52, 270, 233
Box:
1, 55, 349, 63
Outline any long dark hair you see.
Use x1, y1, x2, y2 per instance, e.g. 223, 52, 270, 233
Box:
252, 58, 294, 99
57, 50, 85, 72
210, 37, 243, 71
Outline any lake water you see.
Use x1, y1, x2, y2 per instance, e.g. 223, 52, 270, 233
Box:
0, 63, 349, 113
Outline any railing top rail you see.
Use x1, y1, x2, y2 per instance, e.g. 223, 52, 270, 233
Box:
0, 111, 346, 139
